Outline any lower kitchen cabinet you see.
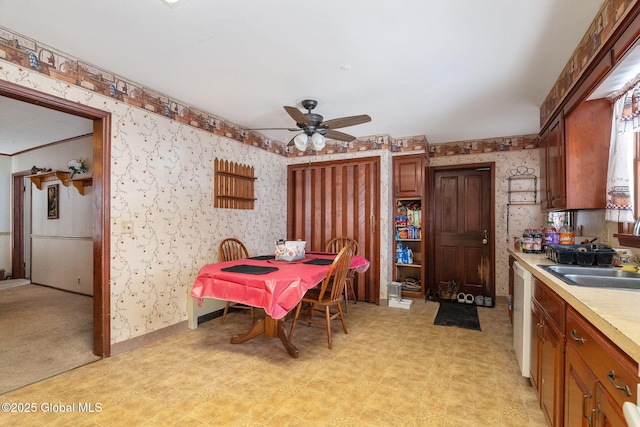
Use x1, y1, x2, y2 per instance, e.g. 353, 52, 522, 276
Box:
531, 278, 566, 427
565, 345, 597, 427
565, 305, 638, 427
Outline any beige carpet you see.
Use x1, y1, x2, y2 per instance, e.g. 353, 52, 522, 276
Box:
0, 283, 100, 394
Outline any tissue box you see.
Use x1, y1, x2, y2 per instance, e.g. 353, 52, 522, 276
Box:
275, 240, 306, 261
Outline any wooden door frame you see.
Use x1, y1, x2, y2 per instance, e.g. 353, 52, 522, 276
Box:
1, 81, 111, 357
427, 162, 496, 301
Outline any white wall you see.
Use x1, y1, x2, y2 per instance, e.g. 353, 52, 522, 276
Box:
12, 136, 94, 293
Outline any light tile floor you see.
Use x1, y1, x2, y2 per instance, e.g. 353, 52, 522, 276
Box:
1, 298, 547, 426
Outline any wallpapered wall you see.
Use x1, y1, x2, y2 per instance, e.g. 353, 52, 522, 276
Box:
429, 148, 544, 297
1, 59, 289, 345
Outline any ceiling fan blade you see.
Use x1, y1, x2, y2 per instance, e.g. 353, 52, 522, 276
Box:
284, 106, 311, 126
248, 127, 300, 131
324, 129, 356, 142
321, 114, 371, 129
287, 135, 297, 146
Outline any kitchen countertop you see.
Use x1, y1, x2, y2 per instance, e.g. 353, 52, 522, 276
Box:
509, 249, 640, 370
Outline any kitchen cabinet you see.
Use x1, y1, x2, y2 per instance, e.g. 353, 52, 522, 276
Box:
392, 154, 427, 297
540, 99, 611, 211
531, 278, 566, 427
393, 154, 424, 198
565, 305, 638, 427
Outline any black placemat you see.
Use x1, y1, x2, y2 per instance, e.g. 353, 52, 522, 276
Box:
221, 264, 279, 275
248, 255, 275, 260
303, 258, 334, 266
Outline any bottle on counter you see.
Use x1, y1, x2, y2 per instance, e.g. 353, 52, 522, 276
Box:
522, 229, 533, 253
559, 221, 574, 245
532, 229, 542, 254
543, 221, 559, 249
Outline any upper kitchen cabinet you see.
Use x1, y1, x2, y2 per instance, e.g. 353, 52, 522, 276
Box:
540, 114, 565, 210
540, 99, 612, 211
393, 154, 426, 198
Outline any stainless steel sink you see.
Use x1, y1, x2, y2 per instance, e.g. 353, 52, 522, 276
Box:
539, 265, 640, 290
563, 274, 640, 289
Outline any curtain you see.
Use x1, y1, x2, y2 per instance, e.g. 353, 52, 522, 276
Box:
605, 91, 636, 222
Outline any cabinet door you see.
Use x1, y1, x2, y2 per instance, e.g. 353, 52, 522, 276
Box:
393, 155, 424, 198
547, 114, 566, 209
540, 318, 565, 427
530, 299, 543, 392
594, 382, 627, 427
565, 345, 597, 427
564, 99, 612, 209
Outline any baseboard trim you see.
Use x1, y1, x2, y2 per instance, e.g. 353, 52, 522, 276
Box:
198, 308, 224, 325
110, 320, 188, 356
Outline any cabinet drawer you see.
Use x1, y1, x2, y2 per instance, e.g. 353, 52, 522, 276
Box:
533, 278, 565, 331
566, 306, 639, 408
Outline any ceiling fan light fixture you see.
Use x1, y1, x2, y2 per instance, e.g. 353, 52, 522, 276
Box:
293, 133, 308, 151
311, 132, 325, 151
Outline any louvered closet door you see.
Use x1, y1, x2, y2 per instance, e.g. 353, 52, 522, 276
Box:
287, 157, 380, 303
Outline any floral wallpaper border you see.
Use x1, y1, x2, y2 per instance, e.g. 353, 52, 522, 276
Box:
540, 0, 638, 127
0, 25, 545, 158
0, 25, 432, 157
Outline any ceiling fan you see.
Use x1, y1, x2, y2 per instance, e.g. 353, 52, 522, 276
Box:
253, 99, 371, 151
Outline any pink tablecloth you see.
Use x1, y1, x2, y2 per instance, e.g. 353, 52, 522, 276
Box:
190, 254, 370, 320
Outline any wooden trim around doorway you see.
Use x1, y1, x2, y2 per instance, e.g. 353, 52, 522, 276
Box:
0, 80, 111, 357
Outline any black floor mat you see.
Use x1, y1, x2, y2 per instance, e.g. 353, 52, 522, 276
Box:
434, 301, 481, 331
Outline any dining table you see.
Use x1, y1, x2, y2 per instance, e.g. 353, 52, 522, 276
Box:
190, 252, 370, 358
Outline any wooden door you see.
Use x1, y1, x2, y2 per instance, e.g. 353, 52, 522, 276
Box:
431, 165, 494, 299
287, 157, 380, 303
11, 172, 28, 279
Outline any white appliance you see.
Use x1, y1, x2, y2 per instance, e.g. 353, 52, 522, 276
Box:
623, 385, 640, 427
513, 260, 533, 377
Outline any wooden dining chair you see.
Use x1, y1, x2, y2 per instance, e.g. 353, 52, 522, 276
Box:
218, 238, 256, 324
326, 237, 359, 311
289, 244, 355, 349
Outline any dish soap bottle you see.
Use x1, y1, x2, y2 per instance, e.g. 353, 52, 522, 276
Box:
543, 221, 558, 249
559, 221, 574, 245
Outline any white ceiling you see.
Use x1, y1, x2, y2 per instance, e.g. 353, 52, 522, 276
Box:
0, 0, 608, 154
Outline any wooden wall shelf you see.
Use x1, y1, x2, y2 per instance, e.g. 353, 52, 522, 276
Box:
27, 171, 93, 195
27, 171, 70, 189
71, 177, 93, 195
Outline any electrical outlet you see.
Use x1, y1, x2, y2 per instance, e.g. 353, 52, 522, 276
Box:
121, 220, 134, 234
77, 277, 80, 285
601, 227, 609, 244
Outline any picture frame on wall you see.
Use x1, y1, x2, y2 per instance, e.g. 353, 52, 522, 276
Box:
47, 184, 59, 219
